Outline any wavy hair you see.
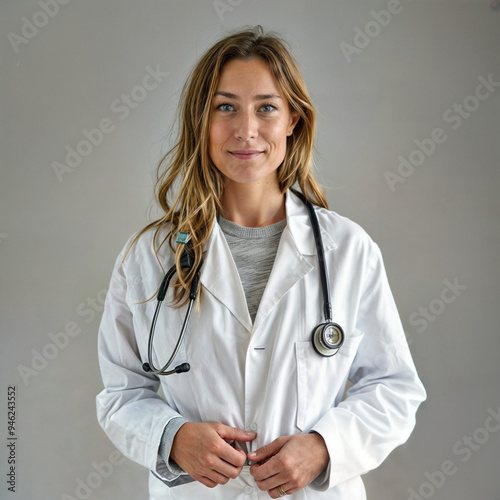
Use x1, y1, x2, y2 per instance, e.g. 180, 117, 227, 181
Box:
129, 25, 327, 306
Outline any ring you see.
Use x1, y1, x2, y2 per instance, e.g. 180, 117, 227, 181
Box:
278, 485, 286, 497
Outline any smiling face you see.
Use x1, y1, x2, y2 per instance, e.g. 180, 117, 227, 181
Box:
208, 57, 299, 191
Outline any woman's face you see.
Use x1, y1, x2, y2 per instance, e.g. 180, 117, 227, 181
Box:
208, 57, 299, 189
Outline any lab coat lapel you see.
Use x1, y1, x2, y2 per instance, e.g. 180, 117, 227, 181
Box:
200, 220, 253, 332
252, 190, 337, 332
251, 226, 313, 332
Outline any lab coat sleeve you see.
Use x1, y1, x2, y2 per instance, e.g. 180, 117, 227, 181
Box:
95, 247, 187, 481
310, 242, 426, 489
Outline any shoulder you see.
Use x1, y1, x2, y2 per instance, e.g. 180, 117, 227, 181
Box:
316, 206, 371, 242
286, 190, 381, 265
115, 224, 174, 279
315, 206, 381, 268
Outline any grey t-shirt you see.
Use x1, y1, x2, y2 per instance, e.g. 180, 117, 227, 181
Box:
218, 215, 287, 322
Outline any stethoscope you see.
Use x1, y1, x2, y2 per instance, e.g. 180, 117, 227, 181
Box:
142, 189, 344, 376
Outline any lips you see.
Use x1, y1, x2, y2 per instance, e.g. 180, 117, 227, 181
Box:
229, 150, 263, 160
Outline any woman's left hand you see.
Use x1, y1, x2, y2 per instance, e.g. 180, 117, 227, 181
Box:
248, 433, 329, 498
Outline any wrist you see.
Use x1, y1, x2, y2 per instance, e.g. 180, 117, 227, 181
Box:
160, 417, 189, 472
309, 432, 329, 471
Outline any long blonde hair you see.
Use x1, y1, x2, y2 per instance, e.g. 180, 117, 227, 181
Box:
130, 25, 328, 305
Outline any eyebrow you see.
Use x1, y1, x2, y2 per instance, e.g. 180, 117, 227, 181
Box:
214, 91, 282, 100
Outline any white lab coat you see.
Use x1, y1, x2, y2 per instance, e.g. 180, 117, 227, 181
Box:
96, 190, 426, 499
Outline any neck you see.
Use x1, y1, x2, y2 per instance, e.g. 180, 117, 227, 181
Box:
220, 181, 286, 227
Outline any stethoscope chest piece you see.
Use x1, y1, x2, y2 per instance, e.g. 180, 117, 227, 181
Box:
312, 322, 345, 357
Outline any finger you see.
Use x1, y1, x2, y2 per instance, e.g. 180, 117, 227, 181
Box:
253, 469, 284, 493
213, 423, 257, 443
193, 473, 217, 489
199, 433, 248, 480
270, 485, 286, 499
277, 484, 300, 497
193, 443, 245, 480
248, 437, 284, 464
269, 483, 298, 499
265, 483, 288, 499
233, 447, 247, 460
204, 467, 236, 486
250, 458, 281, 483
195, 455, 241, 486
217, 447, 247, 474
212, 455, 245, 480
277, 481, 301, 497
209, 424, 256, 468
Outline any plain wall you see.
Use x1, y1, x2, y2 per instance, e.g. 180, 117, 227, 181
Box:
1, 1, 499, 499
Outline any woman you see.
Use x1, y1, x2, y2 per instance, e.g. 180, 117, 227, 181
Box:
96, 26, 426, 499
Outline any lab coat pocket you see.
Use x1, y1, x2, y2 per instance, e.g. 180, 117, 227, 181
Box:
295, 330, 365, 431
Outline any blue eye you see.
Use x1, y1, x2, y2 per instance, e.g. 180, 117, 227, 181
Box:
215, 102, 277, 113
217, 103, 234, 112
260, 103, 276, 112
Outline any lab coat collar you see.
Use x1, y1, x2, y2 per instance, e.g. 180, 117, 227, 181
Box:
284, 189, 337, 256
199, 189, 337, 332
200, 220, 252, 330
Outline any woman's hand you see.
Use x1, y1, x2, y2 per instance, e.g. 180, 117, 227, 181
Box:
248, 433, 329, 498
170, 422, 256, 488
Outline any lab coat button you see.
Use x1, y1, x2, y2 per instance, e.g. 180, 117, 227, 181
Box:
244, 485, 254, 494
250, 422, 258, 431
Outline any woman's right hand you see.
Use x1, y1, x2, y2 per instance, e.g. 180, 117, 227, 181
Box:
170, 422, 256, 488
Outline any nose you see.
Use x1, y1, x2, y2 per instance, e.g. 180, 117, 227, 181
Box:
234, 110, 257, 141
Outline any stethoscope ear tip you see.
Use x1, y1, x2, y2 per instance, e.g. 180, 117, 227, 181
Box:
175, 363, 191, 373
142, 362, 152, 373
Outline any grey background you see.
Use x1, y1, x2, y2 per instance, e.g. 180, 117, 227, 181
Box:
1, 1, 499, 499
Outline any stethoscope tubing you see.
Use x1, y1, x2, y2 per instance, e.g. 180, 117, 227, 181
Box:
291, 189, 333, 322
144, 191, 343, 375
144, 264, 200, 375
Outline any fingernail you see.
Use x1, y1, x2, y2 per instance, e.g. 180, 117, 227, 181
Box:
248, 452, 257, 459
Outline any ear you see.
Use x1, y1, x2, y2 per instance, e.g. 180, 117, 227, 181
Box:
286, 109, 300, 136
